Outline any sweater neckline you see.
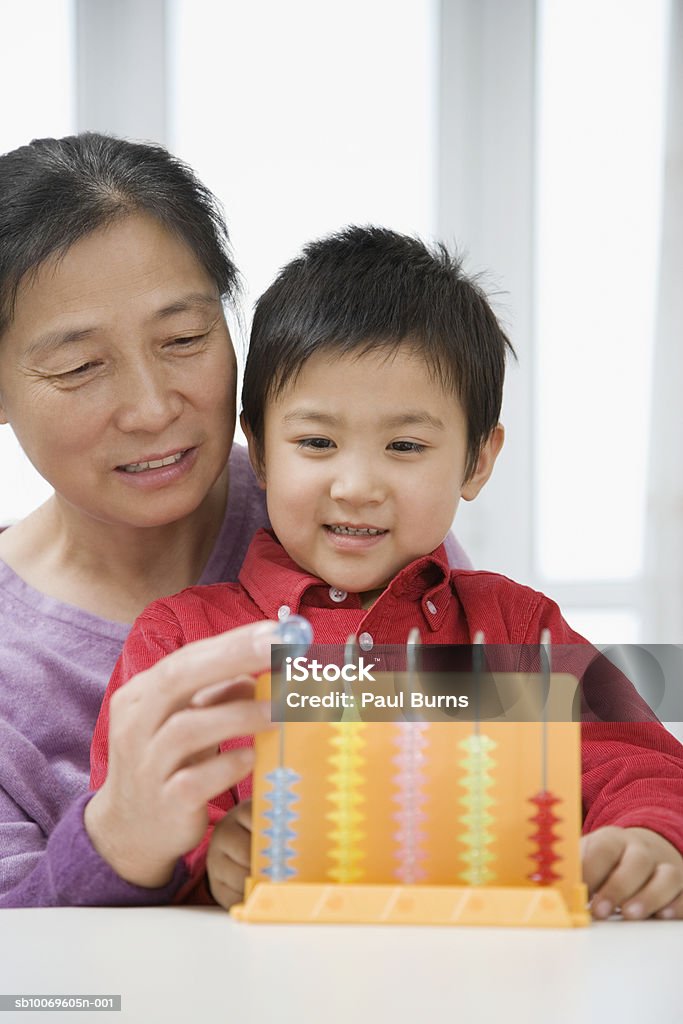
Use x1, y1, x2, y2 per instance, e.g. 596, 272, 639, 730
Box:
0, 444, 255, 638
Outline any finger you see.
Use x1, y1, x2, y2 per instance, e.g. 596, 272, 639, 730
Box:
191, 676, 256, 707
655, 889, 683, 920
209, 873, 246, 911
176, 684, 258, 764
591, 843, 656, 919
622, 863, 683, 920
217, 855, 250, 890
213, 799, 253, 836
117, 620, 280, 733
151, 699, 271, 779
581, 827, 626, 895
182, 744, 220, 768
164, 745, 256, 811
210, 802, 253, 860
231, 799, 253, 833
213, 817, 252, 870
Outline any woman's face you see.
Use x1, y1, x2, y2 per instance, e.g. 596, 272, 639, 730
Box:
0, 213, 237, 530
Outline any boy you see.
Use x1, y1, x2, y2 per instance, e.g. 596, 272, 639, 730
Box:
92, 227, 683, 919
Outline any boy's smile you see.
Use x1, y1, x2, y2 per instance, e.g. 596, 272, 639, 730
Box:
249, 345, 501, 600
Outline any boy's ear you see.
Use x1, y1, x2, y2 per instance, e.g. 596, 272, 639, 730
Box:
240, 413, 267, 489
460, 424, 504, 501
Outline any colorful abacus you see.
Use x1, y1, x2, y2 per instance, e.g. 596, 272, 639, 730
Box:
232, 633, 590, 928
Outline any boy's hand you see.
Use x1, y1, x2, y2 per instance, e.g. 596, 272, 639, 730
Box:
582, 826, 683, 920
207, 800, 253, 910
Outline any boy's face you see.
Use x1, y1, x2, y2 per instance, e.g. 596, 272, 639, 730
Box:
249, 345, 502, 597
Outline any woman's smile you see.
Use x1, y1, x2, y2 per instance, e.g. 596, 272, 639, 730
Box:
114, 446, 199, 490
117, 449, 189, 473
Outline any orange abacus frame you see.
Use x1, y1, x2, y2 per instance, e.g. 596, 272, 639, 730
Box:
232, 671, 590, 927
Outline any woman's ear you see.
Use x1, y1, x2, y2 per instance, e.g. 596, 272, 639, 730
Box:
240, 413, 266, 489
460, 424, 505, 501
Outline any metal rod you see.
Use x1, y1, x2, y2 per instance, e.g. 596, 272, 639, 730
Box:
473, 630, 485, 736
540, 628, 551, 791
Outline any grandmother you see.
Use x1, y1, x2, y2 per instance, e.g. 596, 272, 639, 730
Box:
0, 133, 469, 907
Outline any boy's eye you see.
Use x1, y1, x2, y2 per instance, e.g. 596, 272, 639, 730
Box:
297, 437, 335, 450
388, 440, 426, 454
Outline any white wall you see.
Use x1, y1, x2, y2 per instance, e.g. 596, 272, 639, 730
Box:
0, 0, 677, 652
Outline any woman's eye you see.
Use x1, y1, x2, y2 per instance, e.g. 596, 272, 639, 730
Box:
388, 440, 426, 454
169, 333, 206, 348
297, 437, 335, 450
62, 362, 99, 378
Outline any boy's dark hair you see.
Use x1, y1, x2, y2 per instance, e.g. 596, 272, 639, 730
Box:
242, 225, 515, 479
0, 132, 238, 335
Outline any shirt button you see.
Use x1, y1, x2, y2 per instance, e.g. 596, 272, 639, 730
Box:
329, 587, 348, 603
358, 632, 373, 651
426, 600, 437, 615
277, 605, 291, 621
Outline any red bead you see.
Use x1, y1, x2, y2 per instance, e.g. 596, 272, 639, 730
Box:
528, 790, 563, 886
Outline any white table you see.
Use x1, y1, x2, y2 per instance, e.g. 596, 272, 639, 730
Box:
0, 907, 680, 1024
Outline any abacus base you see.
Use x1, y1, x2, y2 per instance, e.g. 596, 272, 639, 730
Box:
232, 880, 590, 927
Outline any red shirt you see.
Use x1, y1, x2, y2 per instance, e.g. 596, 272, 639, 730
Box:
91, 529, 683, 896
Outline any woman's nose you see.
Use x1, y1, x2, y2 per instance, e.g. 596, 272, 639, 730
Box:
114, 366, 183, 434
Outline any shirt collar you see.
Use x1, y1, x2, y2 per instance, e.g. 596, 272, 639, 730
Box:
238, 529, 345, 618
239, 528, 452, 622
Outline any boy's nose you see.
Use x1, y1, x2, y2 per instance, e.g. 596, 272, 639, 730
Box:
329, 465, 386, 506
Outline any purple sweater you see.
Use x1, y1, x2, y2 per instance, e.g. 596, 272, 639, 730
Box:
0, 446, 271, 907
0, 445, 470, 908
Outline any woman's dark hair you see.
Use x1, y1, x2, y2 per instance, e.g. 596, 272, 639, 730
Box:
0, 132, 238, 334
242, 225, 515, 479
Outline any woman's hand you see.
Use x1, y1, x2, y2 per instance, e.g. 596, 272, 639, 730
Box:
582, 826, 683, 920
206, 800, 252, 909
84, 621, 278, 889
